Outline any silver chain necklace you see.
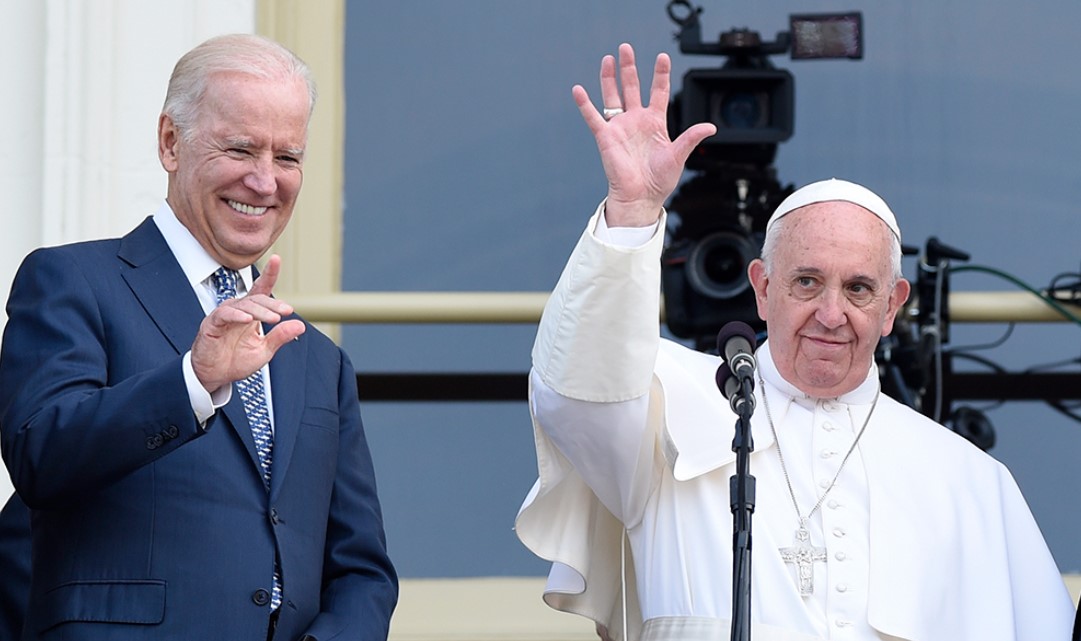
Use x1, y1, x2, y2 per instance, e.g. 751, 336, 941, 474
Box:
760, 373, 880, 596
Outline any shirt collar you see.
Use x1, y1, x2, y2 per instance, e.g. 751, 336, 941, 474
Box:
151, 200, 255, 292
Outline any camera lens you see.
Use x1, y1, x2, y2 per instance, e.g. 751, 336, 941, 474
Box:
686, 231, 759, 300
718, 91, 767, 129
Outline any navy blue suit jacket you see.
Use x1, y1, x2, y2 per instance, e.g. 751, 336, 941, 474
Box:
0, 493, 31, 640
0, 218, 397, 640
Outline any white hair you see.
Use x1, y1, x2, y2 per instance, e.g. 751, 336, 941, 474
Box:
162, 33, 317, 141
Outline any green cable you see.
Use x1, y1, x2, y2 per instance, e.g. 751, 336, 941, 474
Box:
948, 264, 1081, 327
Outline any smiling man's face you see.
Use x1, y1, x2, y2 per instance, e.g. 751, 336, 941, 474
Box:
159, 70, 309, 269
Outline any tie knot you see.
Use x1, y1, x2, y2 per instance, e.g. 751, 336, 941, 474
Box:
212, 267, 240, 304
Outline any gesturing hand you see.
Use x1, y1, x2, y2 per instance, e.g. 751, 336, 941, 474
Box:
191, 254, 306, 393
573, 43, 716, 228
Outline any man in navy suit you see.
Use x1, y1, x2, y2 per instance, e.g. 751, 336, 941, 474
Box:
0, 34, 397, 640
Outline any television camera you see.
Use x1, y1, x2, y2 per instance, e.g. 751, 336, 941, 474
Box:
660, 1, 863, 348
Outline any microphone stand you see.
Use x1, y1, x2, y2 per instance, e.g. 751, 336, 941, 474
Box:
726, 370, 756, 641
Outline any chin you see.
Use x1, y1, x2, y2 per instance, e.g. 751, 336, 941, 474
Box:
797, 369, 847, 394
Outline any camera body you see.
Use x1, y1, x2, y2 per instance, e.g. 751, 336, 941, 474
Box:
661, 169, 790, 344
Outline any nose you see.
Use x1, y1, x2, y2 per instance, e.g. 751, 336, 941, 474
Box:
242, 156, 277, 196
814, 287, 848, 329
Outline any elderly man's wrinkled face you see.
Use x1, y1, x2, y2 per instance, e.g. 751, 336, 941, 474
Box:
748, 202, 910, 398
158, 71, 309, 270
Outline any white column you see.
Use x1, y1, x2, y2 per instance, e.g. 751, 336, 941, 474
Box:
0, 4, 46, 334
40, 0, 256, 245
1, 0, 256, 505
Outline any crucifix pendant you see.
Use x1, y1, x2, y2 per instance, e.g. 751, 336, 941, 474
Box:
779, 525, 827, 596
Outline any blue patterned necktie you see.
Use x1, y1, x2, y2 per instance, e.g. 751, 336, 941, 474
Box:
211, 267, 282, 610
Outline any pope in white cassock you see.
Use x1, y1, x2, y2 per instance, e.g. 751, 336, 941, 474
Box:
514, 43, 1074, 641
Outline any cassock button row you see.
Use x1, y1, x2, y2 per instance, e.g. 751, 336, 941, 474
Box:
819, 479, 831, 489
827, 499, 840, 509
822, 401, 837, 412
836, 583, 849, 593
819, 449, 838, 459
835, 551, 847, 561
835, 619, 853, 628
832, 527, 846, 538
821, 421, 836, 432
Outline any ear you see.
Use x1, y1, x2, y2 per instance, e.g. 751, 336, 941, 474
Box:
158, 113, 180, 172
748, 258, 769, 322
881, 278, 912, 336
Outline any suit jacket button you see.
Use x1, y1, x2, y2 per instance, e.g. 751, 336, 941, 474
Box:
270, 508, 280, 525
252, 589, 271, 606
145, 435, 162, 450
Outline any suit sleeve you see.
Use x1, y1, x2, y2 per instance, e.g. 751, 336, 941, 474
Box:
0, 248, 203, 508
302, 348, 398, 640
0, 493, 31, 640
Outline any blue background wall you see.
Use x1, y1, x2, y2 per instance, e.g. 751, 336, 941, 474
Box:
340, 1, 1081, 577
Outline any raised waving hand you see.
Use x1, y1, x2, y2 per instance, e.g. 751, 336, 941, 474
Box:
573, 43, 716, 228
191, 254, 306, 393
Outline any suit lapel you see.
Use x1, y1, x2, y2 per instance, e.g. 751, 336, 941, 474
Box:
117, 218, 204, 356
117, 217, 263, 478
221, 390, 262, 479
266, 316, 307, 499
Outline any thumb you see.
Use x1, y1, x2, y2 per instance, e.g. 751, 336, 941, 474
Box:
671, 122, 717, 166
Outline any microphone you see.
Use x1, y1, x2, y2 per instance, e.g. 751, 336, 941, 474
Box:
715, 363, 746, 412
716, 321, 758, 382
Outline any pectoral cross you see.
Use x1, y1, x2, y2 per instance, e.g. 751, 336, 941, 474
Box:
779, 526, 827, 596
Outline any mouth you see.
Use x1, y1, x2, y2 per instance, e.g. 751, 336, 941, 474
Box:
226, 199, 268, 217
803, 334, 848, 349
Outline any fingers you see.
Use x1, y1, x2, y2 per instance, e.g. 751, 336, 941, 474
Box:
239, 253, 294, 321
599, 44, 641, 112
617, 43, 643, 110
647, 52, 672, 115
211, 295, 294, 327
202, 259, 296, 344
573, 84, 606, 135
264, 319, 306, 353
191, 255, 304, 392
249, 254, 281, 298
192, 307, 304, 393
579, 43, 673, 125
599, 52, 620, 112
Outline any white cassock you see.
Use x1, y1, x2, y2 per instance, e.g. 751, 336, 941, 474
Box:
514, 203, 1074, 641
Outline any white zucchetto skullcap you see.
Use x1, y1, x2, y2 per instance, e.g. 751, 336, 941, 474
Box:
766, 178, 901, 242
